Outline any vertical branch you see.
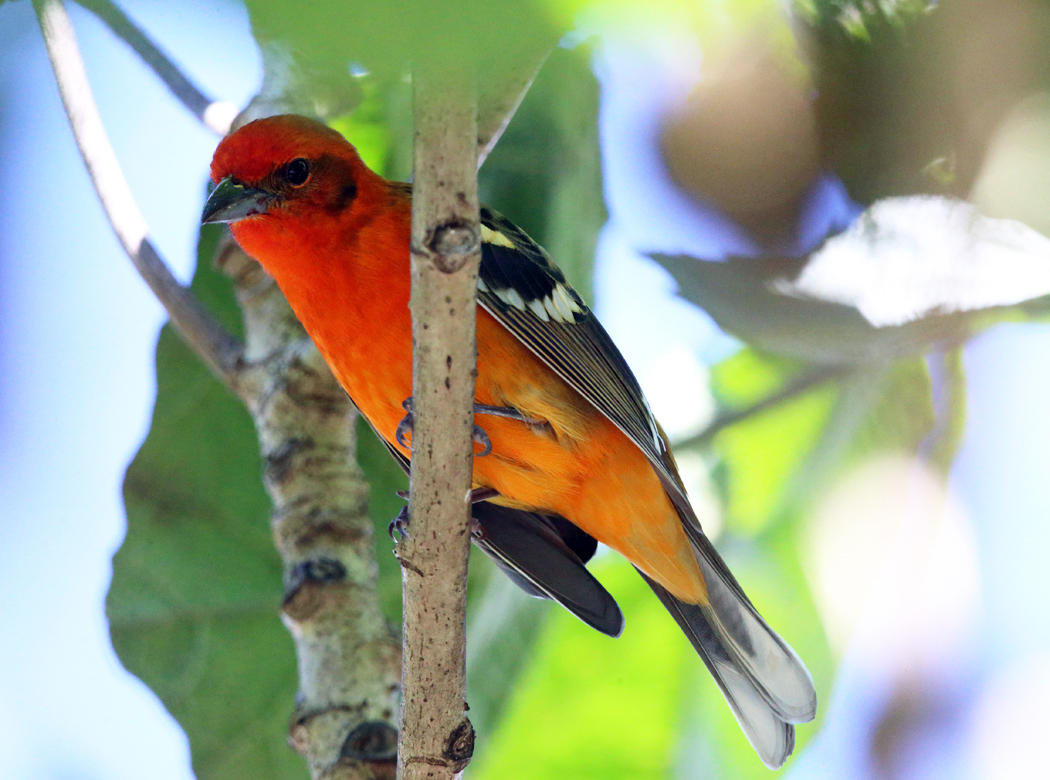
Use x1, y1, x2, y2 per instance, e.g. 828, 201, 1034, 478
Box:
396, 64, 480, 779
219, 245, 402, 780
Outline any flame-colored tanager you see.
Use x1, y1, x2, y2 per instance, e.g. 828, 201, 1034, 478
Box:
203, 115, 815, 768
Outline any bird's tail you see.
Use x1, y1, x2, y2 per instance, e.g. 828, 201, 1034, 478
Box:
638, 529, 816, 769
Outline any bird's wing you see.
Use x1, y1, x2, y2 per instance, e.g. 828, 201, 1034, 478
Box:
476, 207, 695, 522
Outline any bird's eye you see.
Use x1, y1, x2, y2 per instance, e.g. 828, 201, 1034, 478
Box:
282, 158, 310, 186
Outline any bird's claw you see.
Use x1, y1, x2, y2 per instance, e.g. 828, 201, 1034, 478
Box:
395, 397, 414, 449
472, 424, 492, 457
388, 505, 411, 541
390, 487, 496, 541
395, 396, 493, 456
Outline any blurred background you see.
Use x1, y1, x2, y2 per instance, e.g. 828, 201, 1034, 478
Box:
3, 0, 1050, 777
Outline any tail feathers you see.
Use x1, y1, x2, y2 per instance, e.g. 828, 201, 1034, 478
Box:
638, 534, 816, 769
688, 530, 817, 724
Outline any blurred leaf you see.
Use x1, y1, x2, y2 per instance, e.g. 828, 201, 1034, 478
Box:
798, 0, 1050, 204
480, 43, 605, 302
655, 197, 1050, 364
783, 358, 934, 520
838, 359, 934, 465
473, 557, 690, 779
781, 198, 1050, 327
108, 226, 303, 780
244, 0, 561, 117
328, 73, 414, 181
706, 350, 838, 534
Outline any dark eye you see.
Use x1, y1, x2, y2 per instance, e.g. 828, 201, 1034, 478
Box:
282, 158, 310, 186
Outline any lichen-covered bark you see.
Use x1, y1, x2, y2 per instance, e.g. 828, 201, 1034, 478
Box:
222, 243, 402, 780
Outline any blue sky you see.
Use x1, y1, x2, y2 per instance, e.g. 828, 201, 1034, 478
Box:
0, 2, 254, 777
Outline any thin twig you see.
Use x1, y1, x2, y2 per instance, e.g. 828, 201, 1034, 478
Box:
676, 363, 851, 449
74, 0, 236, 134
35, 0, 242, 388
396, 64, 480, 780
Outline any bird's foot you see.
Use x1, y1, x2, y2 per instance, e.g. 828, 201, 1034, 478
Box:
397, 397, 545, 456
388, 504, 411, 541
472, 403, 552, 435
387, 486, 500, 541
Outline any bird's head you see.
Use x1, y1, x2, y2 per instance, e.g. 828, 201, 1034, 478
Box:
202, 114, 385, 231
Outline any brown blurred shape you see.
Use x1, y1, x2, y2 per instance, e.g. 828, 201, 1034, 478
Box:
659, 40, 820, 248
659, 0, 1050, 248
806, 0, 1050, 206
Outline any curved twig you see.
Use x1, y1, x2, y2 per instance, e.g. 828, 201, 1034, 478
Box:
73, 0, 236, 134
676, 363, 851, 449
35, 0, 242, 388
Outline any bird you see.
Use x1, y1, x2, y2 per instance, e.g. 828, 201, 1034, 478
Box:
202, 114, 816, 768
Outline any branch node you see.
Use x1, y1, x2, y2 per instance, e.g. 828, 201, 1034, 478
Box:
282, 558, 349, 621
424, 220, 480, 272
442, 718, 475, 768
341, 720, 399, 761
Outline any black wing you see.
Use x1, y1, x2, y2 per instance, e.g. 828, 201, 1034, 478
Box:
477, 207, 694, 519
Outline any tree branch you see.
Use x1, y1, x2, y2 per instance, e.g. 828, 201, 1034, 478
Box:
396, 65, 480, 779
676, 364, 850, 450
35, 0, 242, 388
218, 243, 402, 780
74, 0, 236, 134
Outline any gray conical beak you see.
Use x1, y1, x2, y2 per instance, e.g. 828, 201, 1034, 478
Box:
201, 176, 274, 224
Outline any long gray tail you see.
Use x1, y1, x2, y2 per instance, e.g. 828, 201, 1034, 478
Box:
638, 531, 816, 769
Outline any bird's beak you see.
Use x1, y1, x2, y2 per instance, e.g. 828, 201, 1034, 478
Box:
201, 176, 274, 224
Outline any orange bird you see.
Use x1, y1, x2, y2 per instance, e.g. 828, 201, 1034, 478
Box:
203, 114, 816, 768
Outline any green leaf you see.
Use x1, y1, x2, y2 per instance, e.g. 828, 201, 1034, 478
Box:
480, 43, 606, 303
472, 557, 689, 779
243, 0, 561, 105
108, 226, 305, 779
706, 351, 838, 534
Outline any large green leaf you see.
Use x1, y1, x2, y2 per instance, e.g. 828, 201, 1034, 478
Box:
108, 225, 305, 779
243, 0, 561, 112
472, 557, 689, 779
